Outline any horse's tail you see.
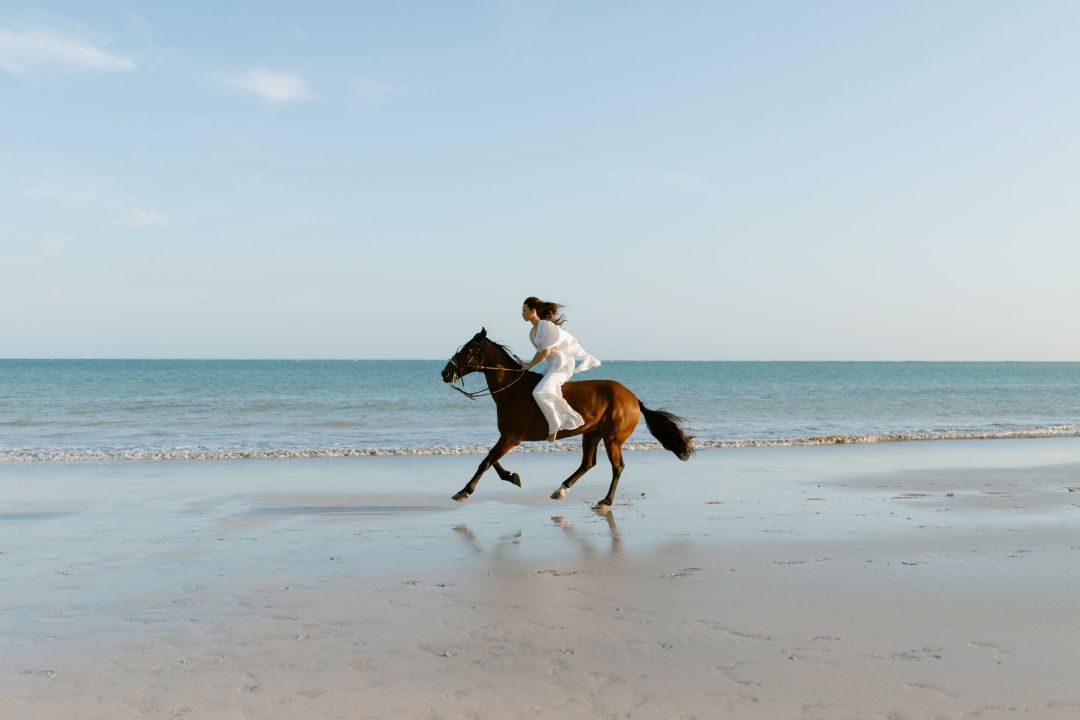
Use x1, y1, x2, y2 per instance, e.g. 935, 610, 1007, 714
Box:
638, 402, 694, 461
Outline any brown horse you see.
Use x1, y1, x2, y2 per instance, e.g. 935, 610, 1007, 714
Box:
441, 328, 693, 507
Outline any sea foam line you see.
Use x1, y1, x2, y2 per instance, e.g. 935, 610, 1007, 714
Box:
1, 426, 1078, 462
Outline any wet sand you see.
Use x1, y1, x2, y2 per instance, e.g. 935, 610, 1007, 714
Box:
2, 439, 1080, 719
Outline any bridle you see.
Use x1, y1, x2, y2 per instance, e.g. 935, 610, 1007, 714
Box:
446, 338, 528, 400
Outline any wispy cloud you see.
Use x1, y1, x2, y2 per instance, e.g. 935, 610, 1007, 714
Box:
14, 181, 168, 230
21, 181, 103, 204
121, 208, 169, 229
354, 75, 390, 107
611, 168, 712, 190
663, 171, 706, 189
226, 68, 313, 103
0, 225, 72, 266
0, 27, 135, 76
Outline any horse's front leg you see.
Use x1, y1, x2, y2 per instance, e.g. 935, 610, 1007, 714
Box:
492, 460, 522, 487
551, 431, 601, 500
452, 435, 520, 501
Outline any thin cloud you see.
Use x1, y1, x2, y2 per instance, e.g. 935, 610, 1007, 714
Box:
226, 68, 313, 103
0, 27, 136, 76
664, 171, 706, 189
611, 168, 712, 190
354, 75, 390, 106
0, 226, 72, 265
13, 181, 168, 230
120, 208, 169, 229
21, 181, 103, 204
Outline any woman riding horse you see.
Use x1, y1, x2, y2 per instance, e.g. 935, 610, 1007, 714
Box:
519, 297, 600, 442
442, 318, 693, 507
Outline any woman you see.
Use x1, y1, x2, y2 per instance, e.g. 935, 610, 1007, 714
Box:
520, 296, 601, 441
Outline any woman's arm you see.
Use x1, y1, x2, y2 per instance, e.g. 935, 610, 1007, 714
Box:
523, 320, 558, 370
522, 348, 551, 370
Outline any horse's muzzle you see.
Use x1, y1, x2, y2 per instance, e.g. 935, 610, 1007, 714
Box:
440, 362, 459, 384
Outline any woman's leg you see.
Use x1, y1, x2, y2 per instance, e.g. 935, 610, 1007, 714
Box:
533, 369, 583, 440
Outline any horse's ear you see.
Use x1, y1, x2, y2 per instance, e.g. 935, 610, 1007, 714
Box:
480, 327, 487, 338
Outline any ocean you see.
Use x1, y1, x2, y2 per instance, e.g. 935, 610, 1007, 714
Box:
1, 359, 1079, 462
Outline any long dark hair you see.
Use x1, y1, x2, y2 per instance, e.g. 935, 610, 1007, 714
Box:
523, 296, 567, 326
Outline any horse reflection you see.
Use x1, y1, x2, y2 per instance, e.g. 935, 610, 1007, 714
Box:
550, 508, 622, 558
451, 507, 621, 560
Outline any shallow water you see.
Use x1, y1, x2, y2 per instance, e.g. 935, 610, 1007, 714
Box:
2, 360, 1079, 461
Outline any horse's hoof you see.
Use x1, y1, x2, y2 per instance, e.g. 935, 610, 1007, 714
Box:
550, 487, 567, 500
508, 473, 522, 488
451, 492, 469, 502
594, 498, 612, 509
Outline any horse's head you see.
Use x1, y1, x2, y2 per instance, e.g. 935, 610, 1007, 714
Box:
441, 328, 489, 384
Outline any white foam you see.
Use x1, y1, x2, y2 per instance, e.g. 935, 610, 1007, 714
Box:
2, 426, 1079, 462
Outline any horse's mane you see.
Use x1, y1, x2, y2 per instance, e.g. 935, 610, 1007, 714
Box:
483, 336, 525, 368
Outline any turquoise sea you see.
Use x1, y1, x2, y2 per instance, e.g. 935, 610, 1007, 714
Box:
1, 360, 1079, 462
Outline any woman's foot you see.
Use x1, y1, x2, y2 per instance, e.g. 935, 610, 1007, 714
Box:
547, 432, 557, 442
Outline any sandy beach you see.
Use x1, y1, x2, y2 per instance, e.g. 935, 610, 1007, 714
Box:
2, 438, 1080, 719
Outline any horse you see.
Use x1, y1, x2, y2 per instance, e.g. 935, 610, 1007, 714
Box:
441, 328, 694, 507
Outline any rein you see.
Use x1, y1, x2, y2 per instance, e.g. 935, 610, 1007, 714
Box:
447, 341, 530, 400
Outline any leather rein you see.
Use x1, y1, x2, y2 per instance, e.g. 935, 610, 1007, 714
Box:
447, 339, 529, 400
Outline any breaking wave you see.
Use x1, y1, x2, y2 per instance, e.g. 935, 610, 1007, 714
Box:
2, 425, 1078, 462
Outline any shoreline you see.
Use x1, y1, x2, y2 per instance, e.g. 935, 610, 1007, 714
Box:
3, 426, 1080, 463
3, 439, 1080, 718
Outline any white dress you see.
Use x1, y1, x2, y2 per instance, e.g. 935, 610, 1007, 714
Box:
529, 320, 601, 436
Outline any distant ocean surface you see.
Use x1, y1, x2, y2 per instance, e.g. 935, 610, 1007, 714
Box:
1, 360, 1079, 462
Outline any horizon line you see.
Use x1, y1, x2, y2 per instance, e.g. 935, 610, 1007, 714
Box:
1, 357, 1077, 364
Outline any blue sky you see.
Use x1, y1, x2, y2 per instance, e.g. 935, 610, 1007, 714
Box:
2, 1, 1078, 360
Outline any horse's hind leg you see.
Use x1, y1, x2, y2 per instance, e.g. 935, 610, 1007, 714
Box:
597, 437, 626, 508
551, 431, 601, 500
493, 460, 521, 487
452, 435, 519, 501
